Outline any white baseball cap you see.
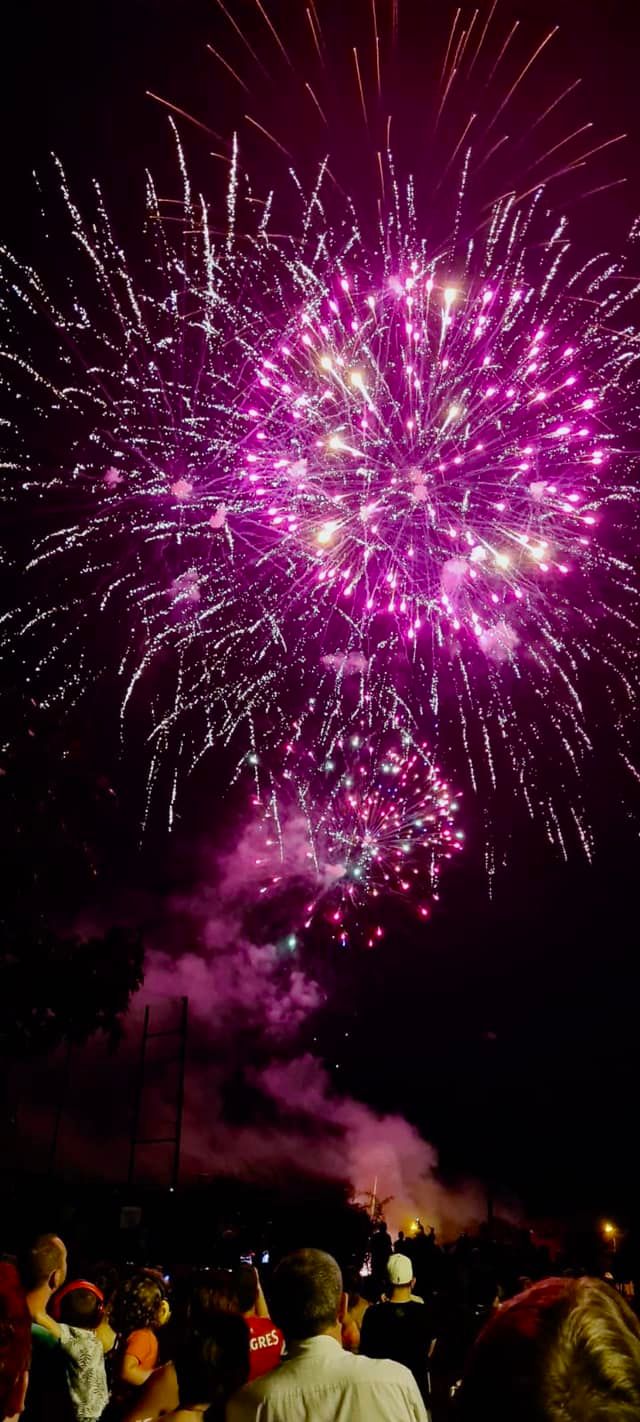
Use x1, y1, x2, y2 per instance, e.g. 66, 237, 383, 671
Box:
387, 1253, 413, 1286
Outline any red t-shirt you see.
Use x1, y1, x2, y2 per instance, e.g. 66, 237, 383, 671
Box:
246, 1316, 284, 1381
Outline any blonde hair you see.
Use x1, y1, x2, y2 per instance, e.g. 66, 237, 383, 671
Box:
458, 1276, 640, 1422
112, 1273, 166, 1335
544, 1277, 640, 1420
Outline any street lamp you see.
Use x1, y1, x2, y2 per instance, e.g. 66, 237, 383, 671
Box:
603, 1221, 618, 1251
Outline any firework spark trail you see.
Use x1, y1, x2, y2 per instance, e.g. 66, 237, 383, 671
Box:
467, 0, 497, 79
305, 82, 329, 128
195, 0, 623, 222
305, 7, 324, 66
212, 0, 269, 77
0, 2, 638, 871
206, 43, 250, 95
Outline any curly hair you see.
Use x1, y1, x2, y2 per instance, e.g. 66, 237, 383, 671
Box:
457, 1276, 640, 1422
112, 1273, 167, 1336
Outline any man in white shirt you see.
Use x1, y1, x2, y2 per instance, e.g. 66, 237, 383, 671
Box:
226, 1248, 428, 1422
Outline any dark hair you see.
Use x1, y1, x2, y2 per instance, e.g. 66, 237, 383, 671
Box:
457, 1276, 640, 1422
0, 1261, 31, 1419
112, 1274, 166, 1335
186, 1269, 240, 1326
58, 1286, 103, 1331
19, 1234, 65, 1292
232, 1265, 258, 1315
91, 1262, 120, 1307
270, 1250, 342, 1342
174, 1311, 249, 1418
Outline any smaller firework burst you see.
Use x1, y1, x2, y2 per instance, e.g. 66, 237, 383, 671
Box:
257, 728, 464, 947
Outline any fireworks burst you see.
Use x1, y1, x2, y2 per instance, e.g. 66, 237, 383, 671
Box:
246, 242, 624, 651
1, 1, 639, 866
257, 727, 463, 947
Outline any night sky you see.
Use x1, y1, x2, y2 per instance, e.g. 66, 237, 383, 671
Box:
2, 0, 640, 1225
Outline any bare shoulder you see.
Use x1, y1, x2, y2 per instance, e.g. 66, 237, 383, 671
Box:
121, 1362, 178, 1422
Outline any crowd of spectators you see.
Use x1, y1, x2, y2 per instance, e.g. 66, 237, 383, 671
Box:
2, 1219, 640, 1422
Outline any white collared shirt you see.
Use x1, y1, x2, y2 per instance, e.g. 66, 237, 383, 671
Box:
226, 1333, 429, 1422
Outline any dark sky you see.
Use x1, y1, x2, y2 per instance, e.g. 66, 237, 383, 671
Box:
2, 0, 639, 219
2, 0, 640, 1224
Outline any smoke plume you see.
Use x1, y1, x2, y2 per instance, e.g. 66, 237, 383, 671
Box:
17, 805, 487, 1236
140, 809, 486, 1235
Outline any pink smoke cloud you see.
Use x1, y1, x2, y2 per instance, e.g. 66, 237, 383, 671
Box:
13, 807, 493, 1235
179, 1053, 488, 1237
478, 620, 520, 663
441, 557, 470, 597
321, 651, 370, 676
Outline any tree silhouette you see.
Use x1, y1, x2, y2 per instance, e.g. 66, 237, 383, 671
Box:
0, 698, 143, 1060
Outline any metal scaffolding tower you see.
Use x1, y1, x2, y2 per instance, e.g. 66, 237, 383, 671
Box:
128, 996, 188, 1189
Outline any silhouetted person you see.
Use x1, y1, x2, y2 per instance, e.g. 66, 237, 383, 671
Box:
360, 1254, 433, 1402
371, 1224, 393, 1292
20, 1234, 72, 1422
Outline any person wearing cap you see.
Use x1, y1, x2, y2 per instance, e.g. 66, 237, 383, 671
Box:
383, 1253, 424, 1305
359, 1254, 434, 1404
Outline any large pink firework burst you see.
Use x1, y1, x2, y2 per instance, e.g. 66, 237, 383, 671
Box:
245, 242, 612, 655
1, 2, 638, 860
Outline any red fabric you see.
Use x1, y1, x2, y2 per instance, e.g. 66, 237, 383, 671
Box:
246, 1316, 284, 1381
0, 1262, 31, 1419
